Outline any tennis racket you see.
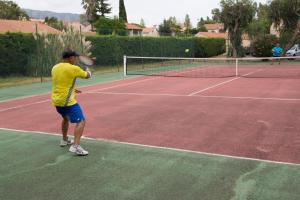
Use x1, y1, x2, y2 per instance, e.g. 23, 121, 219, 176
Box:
78, 55, 94, 66
78, 55, 93, 78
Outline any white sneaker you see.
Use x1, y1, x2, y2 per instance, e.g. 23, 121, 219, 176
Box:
60, 137, 73, 147
69, 145, 89, 156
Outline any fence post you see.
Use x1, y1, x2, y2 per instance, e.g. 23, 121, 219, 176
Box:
123, 55, 127, 76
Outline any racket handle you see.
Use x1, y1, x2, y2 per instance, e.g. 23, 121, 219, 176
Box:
83, 65, 90, 71
84, 66, 92, 78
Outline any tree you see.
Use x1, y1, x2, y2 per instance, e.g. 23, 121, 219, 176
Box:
269, 0, 300, 50
168, 17, 182, 34
158, 17, 182, 36
81, 0, 112, 27
257, 2, 270, 20
220, 0, 256, 57
98, 0, 112, 17
246, 19, 270, 40
140, 18, 145, 28
158, 19, 172, 36
94, 16, 127, 35
0, 0, 29, 20
45, 17, 66, 31
119, 0, 127, 22
80, 14, 90, 26
212, 8, 221, 23
197, 18, 208, 32
184, 14, 192, 35
81, 0, 99, 26
245, 3, 271, 40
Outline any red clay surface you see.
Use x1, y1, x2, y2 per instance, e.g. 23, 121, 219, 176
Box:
1, 76, 300, 164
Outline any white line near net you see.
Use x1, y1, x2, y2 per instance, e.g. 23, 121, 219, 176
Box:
86, 76, 161, 93
188, 69, 263, 96
0, 127, 299, 167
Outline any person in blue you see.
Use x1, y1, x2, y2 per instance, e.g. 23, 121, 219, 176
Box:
272, 43, 283, 57
272, 43, 283, 64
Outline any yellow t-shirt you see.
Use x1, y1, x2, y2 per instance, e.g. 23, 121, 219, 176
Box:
51, 63, 87, 107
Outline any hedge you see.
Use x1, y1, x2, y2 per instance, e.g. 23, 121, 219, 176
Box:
0, 33, 225, 77
87, 36, 226, 66
0, 33, 36, 76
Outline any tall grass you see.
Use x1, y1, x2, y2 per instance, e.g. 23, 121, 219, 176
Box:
29, 28, 92, 78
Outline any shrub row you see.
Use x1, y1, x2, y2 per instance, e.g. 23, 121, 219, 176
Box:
0, 33, 36, 76
0, 33, 225, 77
87, 36, 226, 66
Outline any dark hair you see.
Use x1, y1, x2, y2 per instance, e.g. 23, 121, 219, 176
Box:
62, 48, 79, 59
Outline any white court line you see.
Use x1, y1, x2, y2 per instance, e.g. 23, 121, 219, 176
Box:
87, 76, 160, 93
0, 99, 50, 113
0, 93, 51, 104
188, 70, 262, 96
0, 75, 140, 104
88, 91, 300, 102
199, 95, 300, 102
0, 127, 299, 167
89, 91, 186, 97
0, 76, 156, 113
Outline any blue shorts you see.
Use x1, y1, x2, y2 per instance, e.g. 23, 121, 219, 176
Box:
55, 103, 85, 123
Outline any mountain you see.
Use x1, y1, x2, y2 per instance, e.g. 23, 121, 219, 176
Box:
23, 9, 80, 22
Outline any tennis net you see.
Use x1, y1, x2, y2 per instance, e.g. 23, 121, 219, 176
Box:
124, 56, 300, 78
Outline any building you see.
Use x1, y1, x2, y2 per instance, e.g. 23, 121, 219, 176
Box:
270, 23, 280, 37
204, 23, 224, 33
126, 23, 143, 36
196, 31, 228, 39
0, 19, 60, 34
142, 25, 159, 37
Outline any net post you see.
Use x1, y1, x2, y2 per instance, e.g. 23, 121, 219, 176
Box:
123, 55, 127, 76
235, 58, 238, 77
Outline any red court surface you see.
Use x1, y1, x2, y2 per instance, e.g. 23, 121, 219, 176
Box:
1, 76, 300, 164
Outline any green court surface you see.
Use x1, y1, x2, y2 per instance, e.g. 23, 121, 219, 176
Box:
0, 71, 126, 102
1, 72, 300, 200
0, 130, 300, 200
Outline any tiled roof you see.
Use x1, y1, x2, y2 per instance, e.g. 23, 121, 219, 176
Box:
195, 32, 228, 39
204, 23, 224, 30
64, 22, 92, 32
142, 27, 155, 33
126, 23, 143, 30
196, 32, 250, 41
0, 19, 61, 34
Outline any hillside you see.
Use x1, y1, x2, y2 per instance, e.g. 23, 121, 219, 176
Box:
23, 9, 80, 22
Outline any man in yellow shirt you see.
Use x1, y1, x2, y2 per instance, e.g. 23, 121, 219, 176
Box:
52, 49, 92, 156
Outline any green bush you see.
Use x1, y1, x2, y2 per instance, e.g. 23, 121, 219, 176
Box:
194, 38, 226, 57
251, 34, 279, 57
0, 33, 36, 77
94, 17, 127, 36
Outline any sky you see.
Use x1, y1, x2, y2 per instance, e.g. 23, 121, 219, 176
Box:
15, 0, 268, 27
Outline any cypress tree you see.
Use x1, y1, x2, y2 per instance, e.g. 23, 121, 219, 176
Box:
119, 0, 128, 22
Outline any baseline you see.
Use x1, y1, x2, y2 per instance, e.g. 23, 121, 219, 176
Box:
0, 127, 299, 167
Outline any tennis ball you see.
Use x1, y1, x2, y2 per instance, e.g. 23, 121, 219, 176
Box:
185, 49, 190, 53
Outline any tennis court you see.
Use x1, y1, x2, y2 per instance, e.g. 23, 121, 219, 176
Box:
1, 57, 300, 200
